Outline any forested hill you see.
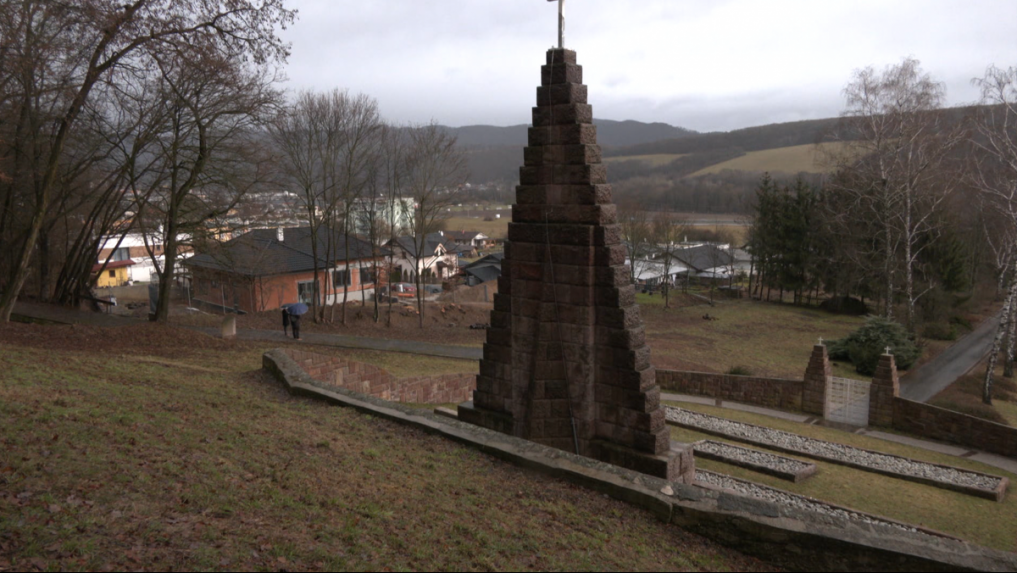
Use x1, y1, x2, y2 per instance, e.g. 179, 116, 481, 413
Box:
602, 117, 840, 157
459, 115, 841, 187
448, 119, 696, 148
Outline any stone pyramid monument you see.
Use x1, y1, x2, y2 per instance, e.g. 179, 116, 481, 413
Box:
458, 48, 686, 482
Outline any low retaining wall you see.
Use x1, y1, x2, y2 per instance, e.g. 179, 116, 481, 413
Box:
657, 369, 804, 411
893, 398, 1017, 459
282, 348, 475, 404
262, 348, 1017, 572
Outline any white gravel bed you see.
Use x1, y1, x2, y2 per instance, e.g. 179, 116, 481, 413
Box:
694, 470, 930, 536
669, 407, 1002, 492
694, 440, 813, 474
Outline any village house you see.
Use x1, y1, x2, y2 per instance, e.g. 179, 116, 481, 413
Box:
461, 252, 504, 286
91, 259, 135, 288
184, 226, 388, 313
442, 230, 494, 250
385, 232, 460, 282
97, 231, 193, 283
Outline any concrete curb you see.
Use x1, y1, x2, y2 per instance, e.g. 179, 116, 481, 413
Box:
668, 415, 1009, 502
692, 440, 817, 483
263, 348, 1017, 572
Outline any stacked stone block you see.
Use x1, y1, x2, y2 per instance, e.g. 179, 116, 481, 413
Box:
459, 49, 682, 481
869, 353, 899, 427
802, 344, 831, 416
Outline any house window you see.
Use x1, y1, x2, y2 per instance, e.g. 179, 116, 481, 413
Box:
361, 269, 375, 285
332, 269, 352, 287
108, 270, 116, 278
111, 247, 130, 262
297, 280, 318, 305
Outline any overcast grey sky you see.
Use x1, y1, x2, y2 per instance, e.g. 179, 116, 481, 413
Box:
278, 0, 1017, 133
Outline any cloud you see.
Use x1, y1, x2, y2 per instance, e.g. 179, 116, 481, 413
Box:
280, 0, 1017, 131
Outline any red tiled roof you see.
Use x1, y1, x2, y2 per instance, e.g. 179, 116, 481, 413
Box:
92, 259, 135, 272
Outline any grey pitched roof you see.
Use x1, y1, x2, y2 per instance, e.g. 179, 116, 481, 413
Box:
463, 251, 505, 271
464, 264, 502, 283
185, 226, 388, 276
672, 245, 734, 272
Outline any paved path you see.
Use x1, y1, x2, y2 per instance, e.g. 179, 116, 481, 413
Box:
899, 312, 1000, 403
12, 301, 142, 327
199, 326, 483, 360
11, 301, 483, 361
662, 393, 1017, 475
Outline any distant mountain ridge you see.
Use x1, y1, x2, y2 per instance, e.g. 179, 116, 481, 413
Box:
447, 119, 697, 149
603, 117, 841, 158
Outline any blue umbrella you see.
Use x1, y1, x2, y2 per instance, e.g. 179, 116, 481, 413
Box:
287, 302, 309, 316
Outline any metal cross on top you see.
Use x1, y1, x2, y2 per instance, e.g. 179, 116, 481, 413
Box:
547, 0, 565, 49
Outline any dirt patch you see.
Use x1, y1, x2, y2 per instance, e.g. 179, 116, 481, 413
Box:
0, 322, 235, 359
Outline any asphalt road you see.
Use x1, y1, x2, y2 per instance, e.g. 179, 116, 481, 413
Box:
899, 312, 1001, 403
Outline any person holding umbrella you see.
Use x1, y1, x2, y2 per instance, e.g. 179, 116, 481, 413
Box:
287, 302, 309, 340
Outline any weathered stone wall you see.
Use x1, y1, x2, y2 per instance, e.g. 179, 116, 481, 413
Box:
656, 370, 803, 411
893, 398, 1017, 459
263, 348, 1017, 572
283, 348, 475, 405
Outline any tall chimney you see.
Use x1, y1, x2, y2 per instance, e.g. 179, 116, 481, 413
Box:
276, 227, 284, 242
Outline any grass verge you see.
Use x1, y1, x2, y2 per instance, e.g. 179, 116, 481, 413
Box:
639, 296, 865, 379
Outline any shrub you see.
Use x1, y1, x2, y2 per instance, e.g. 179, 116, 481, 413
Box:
819, 296, 869, 316
726, 366, 753, 376
950, 315, 973, 331
826, 316, 920, 376
922, 322, 957, 341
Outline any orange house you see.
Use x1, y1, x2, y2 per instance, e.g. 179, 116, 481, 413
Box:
184, 227, 389, 313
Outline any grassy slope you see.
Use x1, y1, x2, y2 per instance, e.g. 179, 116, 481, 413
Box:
638, 295, 865, 380
930, 362, 1017, 426
604, 153, 688, 166
0, 323, 772, 572
442, 216, 509, 239
667, 401, 1017, 551
689, 142, 849, 176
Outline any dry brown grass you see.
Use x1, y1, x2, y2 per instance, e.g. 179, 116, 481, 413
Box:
638, 295, 865, 379
0, 322, 775, 572
690, 142, 852, 176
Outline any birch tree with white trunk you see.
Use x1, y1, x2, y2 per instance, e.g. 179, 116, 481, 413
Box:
824, 57, 963, 329
970, 65, 1017, 404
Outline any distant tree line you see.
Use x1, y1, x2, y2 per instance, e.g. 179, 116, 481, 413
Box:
744, 58, 1017, 404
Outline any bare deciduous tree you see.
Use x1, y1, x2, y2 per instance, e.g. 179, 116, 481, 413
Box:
619, 207, 651, 285
0, 0, 294, 322
378, 124, 408, 327
403, 122, 468, 327
132, 41, 281, 322
650, 214, 688, 310
970, 65, 1017, 404
823, 57, 964, 329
